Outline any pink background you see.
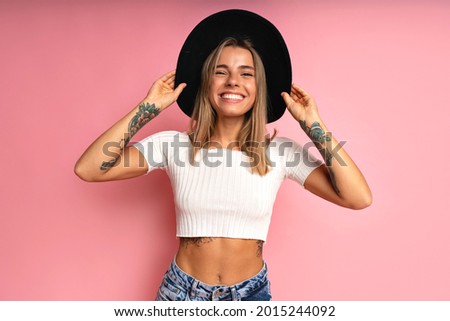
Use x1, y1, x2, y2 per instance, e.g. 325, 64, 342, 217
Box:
1, 0, 449, 300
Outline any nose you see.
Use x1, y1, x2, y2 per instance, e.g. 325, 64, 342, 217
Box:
226, 73, 239, 87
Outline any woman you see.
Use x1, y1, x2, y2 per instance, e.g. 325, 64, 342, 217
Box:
75, 10, 371, 301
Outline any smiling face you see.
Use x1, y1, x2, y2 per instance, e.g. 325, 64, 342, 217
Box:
208, 46, 257, 121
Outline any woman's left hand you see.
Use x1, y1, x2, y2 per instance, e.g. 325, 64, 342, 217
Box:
281, 84, 321, 125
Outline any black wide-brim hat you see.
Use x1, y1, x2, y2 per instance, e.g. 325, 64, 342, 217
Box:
175, 9, 292, 123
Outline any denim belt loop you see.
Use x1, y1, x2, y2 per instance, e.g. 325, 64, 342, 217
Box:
190, 280, 198, 299
230, 286, 240, 301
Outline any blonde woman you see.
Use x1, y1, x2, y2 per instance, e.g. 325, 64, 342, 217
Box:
75, 10, 371, 301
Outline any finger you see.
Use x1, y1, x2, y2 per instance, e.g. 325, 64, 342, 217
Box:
174, 83, 187, 97
167, 77, 175, 86
290, 84, 303, 97
292, 84, 311, 97
160, 70, 176, 82
166, 74, 176, 84
281, 92, 293, 106
164, 75, 176, 90
289, 89, 301, 102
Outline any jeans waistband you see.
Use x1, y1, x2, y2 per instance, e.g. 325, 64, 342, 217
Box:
167, 256, 268, 300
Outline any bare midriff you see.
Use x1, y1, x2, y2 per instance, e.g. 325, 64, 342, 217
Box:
176, 237, 264, 286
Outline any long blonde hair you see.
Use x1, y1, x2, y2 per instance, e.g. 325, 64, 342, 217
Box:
188, 37, 277, 176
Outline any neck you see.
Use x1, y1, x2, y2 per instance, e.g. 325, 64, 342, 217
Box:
211, 116, 245, 149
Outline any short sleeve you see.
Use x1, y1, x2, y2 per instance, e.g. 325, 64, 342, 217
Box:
131, 131, 176, 174
274, 137, 323, 187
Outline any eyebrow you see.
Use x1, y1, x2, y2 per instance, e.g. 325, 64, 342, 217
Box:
216, 64, 255, 70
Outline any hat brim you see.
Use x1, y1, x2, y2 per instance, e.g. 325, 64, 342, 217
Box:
175, 9, 292, 123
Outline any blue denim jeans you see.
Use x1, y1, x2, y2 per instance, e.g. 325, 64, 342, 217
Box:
155, 257, 272, 301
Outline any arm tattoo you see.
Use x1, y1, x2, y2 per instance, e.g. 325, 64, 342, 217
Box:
100, 102, 160, 171
128, 102, 160, 138
300, 120, 332, 164
299, 120, 340, 194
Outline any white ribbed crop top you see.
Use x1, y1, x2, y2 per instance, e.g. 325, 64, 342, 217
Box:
132, 131, 322, 242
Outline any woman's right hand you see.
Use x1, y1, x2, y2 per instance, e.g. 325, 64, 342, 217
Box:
145, 70, 186, 111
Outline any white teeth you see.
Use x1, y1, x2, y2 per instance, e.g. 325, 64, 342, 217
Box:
221, 93, 244, 100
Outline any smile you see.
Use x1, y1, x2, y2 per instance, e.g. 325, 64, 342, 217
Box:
220, 93, 245, 101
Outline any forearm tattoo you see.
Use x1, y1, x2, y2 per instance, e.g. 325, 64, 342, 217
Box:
299, 120, 340, 194
100, 102, 160, 171
299, 121, 332, 164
